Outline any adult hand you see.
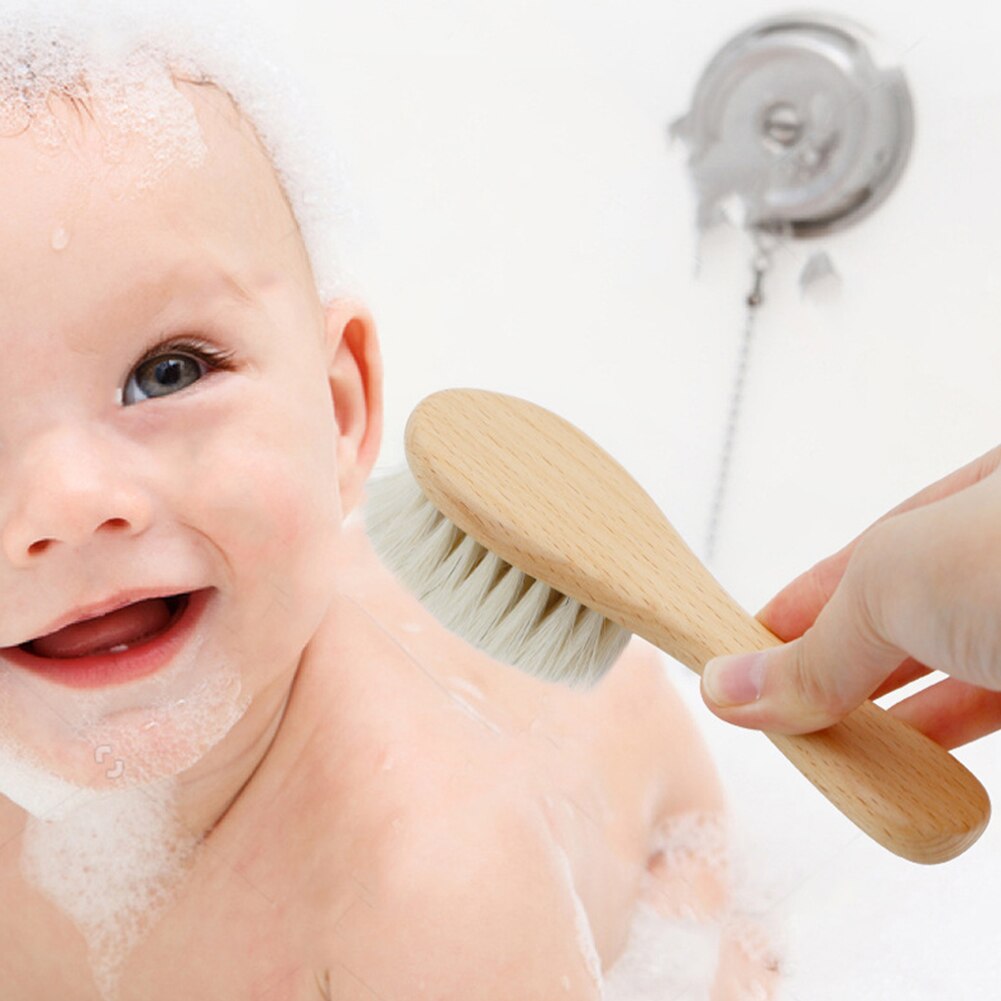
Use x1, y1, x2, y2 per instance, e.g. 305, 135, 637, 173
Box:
701, 445, 1001, 749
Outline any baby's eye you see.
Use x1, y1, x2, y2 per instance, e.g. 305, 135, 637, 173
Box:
123, 337, 236, 405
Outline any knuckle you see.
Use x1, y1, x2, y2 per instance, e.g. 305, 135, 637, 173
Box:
946, 605, 1001, 690
787, 637, 843, 714
842, 525, 896, 651
803, 553, 844, 607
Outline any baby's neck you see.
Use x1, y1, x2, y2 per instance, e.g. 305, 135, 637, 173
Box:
175, 670, 295, 844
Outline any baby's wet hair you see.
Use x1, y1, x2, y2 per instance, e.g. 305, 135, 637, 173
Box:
0, 0, 360, 305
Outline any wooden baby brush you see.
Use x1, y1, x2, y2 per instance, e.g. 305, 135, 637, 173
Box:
363, 388, 990, 864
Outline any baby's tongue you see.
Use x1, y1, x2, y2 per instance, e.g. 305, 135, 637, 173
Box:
30, 598, 173, 659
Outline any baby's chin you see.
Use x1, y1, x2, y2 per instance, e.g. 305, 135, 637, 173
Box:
0, 664, 250, 816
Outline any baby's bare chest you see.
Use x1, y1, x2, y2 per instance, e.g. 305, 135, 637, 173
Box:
0, 644, 668, 1001
0, 775, 630, 1001
0, 827, 335, 1001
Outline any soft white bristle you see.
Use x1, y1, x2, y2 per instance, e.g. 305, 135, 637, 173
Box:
362, 465, 632, 689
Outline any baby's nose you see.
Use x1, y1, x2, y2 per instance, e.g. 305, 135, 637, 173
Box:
0, 427, 153, 566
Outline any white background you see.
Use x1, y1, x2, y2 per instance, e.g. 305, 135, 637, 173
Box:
241, 2, 1001, 997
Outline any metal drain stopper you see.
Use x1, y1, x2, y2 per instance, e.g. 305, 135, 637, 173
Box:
670, 11, 914, 238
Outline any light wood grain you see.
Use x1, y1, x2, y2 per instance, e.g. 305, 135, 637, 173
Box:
404, 387, 991, 864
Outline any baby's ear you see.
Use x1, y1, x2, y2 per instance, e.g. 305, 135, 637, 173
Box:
323, 298, 384, 518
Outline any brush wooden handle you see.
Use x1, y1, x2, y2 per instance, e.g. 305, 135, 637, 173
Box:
406, 388, 991, 864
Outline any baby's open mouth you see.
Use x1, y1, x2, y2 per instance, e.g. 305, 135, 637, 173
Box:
21, 593, 190, 659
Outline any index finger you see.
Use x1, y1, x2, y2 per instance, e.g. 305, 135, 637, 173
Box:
755, 443, 1001, 642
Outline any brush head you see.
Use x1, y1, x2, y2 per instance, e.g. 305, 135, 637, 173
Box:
362, 463, 632, 688
363, 387, 730, 684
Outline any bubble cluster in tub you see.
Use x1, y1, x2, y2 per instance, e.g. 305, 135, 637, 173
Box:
604, 809, 784, 1001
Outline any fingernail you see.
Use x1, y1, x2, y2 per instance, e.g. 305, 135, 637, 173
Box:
703, 651, 768, 707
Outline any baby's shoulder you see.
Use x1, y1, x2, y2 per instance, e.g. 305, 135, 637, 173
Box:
587, 636, 727, 822
311, 753, 605, 1000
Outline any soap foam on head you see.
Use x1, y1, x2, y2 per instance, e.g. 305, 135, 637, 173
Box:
0, 0, 365, 307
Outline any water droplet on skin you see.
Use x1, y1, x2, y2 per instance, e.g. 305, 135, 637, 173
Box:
51, 225, 70, 251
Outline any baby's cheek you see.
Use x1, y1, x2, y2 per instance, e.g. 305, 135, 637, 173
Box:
197, 441, 330, 561
183, 437, 339, 657
253, 476, 311, 557
245, 475, 340, 613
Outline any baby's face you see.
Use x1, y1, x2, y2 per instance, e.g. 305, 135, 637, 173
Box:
0, 80, 378, 792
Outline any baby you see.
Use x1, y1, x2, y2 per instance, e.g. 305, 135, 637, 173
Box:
0, 14, 781, 1001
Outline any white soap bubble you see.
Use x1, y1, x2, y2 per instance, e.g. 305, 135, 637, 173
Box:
21, 778, 203, 1001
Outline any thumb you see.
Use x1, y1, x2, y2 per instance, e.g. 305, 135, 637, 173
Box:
700, 546, 907, 734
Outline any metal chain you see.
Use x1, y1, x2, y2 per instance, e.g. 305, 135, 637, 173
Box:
703, 247, 772, 565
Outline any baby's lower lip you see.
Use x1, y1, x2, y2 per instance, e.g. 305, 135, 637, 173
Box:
0, 588, 213, 689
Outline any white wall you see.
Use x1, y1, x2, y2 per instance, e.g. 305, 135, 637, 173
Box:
244, 2, 1001, 996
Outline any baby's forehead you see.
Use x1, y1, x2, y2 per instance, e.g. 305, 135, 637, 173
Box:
85, 77, 294, 215
0, 77, 310, 295
0, 3, 347, 306
0, 85, 323, 365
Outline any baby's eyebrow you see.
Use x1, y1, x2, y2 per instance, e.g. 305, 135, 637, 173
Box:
144, 263, 257, 311
196, 266, 257, 310
61, 263, 261, 355
127, 262, 257, 319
